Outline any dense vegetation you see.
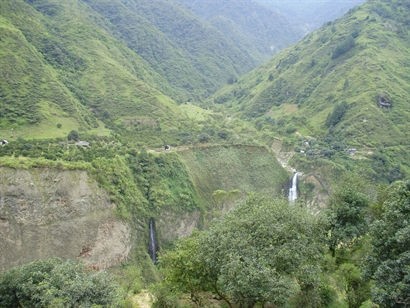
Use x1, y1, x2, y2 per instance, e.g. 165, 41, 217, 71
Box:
83, 0, 259, 101
365, 181, 410, 306
0, 258, 121, 307
213, 0, 410, 181
159, 196, 326, 307
175, 0, 301, 59
154, 178, 409, 307
0, 0, 280, 143
0, 0, 409, 307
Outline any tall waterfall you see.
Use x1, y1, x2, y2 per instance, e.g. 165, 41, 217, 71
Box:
148, 218, 158, 264
288, 172, 298, 204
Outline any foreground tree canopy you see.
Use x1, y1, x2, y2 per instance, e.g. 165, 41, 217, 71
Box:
0, 258, 121, 308
326, 175, 369, 256
366, 180, 410, 307
159, 196, 326, 307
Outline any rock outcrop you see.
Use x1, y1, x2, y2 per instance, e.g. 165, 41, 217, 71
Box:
0, 167, 132, 271
378, 93, 393, 109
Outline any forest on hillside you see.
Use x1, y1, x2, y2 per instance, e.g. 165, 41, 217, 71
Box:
0, 0, 409, 307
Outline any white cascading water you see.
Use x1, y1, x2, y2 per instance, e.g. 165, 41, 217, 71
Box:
148, 218, 158, 264
288, 172, 298, 204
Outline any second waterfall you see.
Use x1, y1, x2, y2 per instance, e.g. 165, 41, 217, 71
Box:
148, 218, 158, 264
288, 172, 298, 204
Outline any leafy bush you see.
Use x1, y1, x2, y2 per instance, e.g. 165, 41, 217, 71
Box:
285, 124, 297, 134
67, 130, 79, 141
337, 263, 370, 307
332, 36, 355, 59
365, 181, 410, 307
198, 133, 210, 143
326, 174, 369, 256
326, 101, 348, 127
217, 130, 229, 139
0, 258, 121, 308
160, 196, 325, 307
151, 283, 180, 308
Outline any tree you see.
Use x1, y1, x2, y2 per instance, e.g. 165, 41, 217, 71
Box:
159, 232, 214, 307
337, 263, 370, 308
198, 133, 210, 143
159, 196, 326, 307
332, 36, 355, 59
365, 180, 410, 307
326, 175, 369, 256
0, 258, 121, 307
326, 101, 348, 127
67, 130, 79, 141
217, 130, 229, 140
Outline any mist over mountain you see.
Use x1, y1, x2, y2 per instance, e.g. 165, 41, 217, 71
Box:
256, 0, 366, 32
175, 0, 302, 60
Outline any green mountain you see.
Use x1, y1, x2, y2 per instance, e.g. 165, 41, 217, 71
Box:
213, 0, 410, 181
83, 0, 260, 101
0, 0, 271, 142
175, 0, 302, 59
0, 0, 187, 140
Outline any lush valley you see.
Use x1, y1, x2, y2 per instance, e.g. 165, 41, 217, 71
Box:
0, 0, 409, 307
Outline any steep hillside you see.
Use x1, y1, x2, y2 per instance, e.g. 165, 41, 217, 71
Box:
0, 167, 132, 271
213, 0, 410, 181
0, 0, 267, 141
83, 0, 259, 101
0, 144, 289, 270
176, 0, 301, 59
178, 145, 289, 205
0, 0, 189, 140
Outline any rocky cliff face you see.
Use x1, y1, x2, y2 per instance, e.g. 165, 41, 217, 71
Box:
0, 146, 291, 270
0, 167, 132, 271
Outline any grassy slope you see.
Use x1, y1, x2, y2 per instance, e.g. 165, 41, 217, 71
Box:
213, 0, 410, 178
0, 13, 88, 136
178, 145, 289, 206
0, 0, 270, 141
0, 0, 193, 139
127, 0, 259, 99
55, 0, 260, 102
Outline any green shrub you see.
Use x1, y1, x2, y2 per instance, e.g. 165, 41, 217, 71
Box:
198, 133, 210, 143
332, 36, 355, 59
151, 283, 180, 308
326, 101, 348, 127
286, 124, 297, 134
0, 258, 121, 308
67, 130, 79, 141
160, 196, 325, 307
217, 130, 229, 139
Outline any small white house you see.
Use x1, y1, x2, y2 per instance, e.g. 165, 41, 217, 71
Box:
75, 141, 90, 147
